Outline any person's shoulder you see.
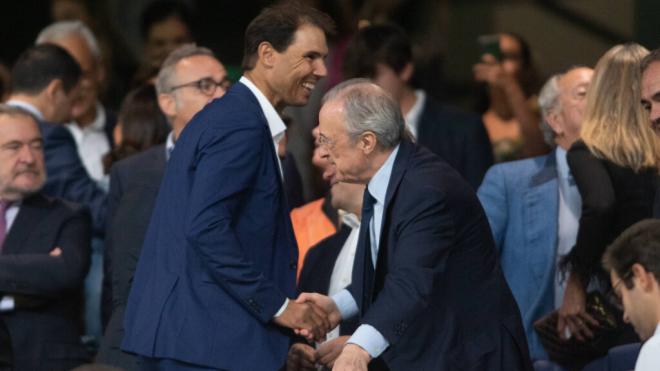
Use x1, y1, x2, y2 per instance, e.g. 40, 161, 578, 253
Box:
112, 145, 165, 175
635, 332, 660, 371
24, 193, 89, 217
490, 154, 550, 177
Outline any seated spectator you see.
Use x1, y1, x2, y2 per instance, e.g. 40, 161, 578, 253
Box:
102, 84, 169, 173
343, 23, 493, 188
0, 104, 91, 371
478, 66, 593, 360
603, 219, 660, 371
473, 33, 547, 161
559, 44, 660, 356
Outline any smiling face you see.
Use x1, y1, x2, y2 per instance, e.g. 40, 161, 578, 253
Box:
267, 23, 328, 109
0, 114, 45, 201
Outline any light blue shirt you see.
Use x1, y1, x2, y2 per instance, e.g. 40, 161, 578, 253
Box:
332, 145, 400, 359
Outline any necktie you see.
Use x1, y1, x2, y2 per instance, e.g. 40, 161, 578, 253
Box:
0, 200, 11, 254
358, 189, 376, 313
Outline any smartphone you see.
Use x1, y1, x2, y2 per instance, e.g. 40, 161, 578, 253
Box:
477, 34, 502, 61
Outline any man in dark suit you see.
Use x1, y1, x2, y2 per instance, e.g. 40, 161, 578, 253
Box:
6, 44, 107, 237
122, 4, 336, 370
0, 104, 91, 371
299, 79, 531, 370
97, 44, 228, 371
343, 24, 493, 189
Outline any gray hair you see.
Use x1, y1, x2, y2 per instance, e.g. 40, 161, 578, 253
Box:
322, 78, 404, 149
0, 104, 39, 123
538, 73, 562, 147
155, 44, 215, 95
36, 20, 101, 61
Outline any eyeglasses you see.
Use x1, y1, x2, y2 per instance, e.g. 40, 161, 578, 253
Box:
607, 269, 634, 310
168, 77, 231, 96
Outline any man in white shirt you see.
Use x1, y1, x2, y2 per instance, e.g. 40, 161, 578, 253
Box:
603, 219, 660, 371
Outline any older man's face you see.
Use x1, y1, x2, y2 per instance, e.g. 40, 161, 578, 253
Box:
318, 100, 369, 184
0, 114, 46, 201
556, 67, 593, 144
642, 61, 660, 133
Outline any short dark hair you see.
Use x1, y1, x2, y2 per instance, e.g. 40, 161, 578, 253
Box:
602, 219, 660, 289
140, 0, 193, 40
241, 1, 335, 71
11, 44, 81, 95
641, 48, 660, 74
343, 23, 412, 79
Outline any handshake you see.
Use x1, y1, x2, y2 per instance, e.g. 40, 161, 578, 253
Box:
274, 293, 342, 342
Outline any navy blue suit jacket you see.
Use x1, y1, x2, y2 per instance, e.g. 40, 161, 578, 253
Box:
39, 121, 108, 236
349, 140, 532, 370
122, 82, 298, 370
417, 96, 493, 189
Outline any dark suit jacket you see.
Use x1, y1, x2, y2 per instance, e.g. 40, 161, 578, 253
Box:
0, 193, 91, 371
122, 82, 298, 370
417, 95, 493, 189
0, 318, 10, 369
97, 145, 166, 370
348, 140, 531, 371
39, 121, 108, 236
298, 226, 359, 336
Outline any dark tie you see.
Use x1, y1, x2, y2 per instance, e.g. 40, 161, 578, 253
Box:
358, 189, 376, 314
0, 200, 11, 254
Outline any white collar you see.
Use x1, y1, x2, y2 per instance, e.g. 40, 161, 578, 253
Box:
404, 90, 426, 138
239, 76, 286, 141
367, 145, 400, 206
555, 146, 571, 181
6, 100, 44, 121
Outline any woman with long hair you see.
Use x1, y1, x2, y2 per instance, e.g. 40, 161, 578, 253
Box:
558, 43, 659, 353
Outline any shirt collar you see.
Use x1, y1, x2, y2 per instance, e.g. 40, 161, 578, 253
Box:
555, 146, 571, 181
165, 131, 175, 160
404, 90, 426, 138
6, 100, 44, 121
367, 145, 400, 205
239, 76, 286, 141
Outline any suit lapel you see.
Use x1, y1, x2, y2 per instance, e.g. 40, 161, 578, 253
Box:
2, 194, 49, 255
524, 153, 559, 283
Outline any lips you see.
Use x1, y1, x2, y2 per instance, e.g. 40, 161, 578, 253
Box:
302, 81, 316, 91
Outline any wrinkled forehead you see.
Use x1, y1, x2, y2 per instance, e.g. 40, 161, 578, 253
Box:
0, 113, 41, 142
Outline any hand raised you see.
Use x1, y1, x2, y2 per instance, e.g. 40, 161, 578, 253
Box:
274, 300, 331, 342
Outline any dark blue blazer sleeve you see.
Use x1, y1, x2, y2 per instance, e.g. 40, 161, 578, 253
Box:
41, 123, 108, 236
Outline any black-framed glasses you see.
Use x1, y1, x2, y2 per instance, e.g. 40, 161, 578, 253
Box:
169, 77, 231, 96
607, 269, 634, 311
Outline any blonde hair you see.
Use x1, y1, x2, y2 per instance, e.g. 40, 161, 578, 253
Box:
581, 43, 660, 171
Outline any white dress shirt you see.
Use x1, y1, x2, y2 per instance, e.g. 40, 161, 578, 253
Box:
238, 76, 289, 316
66, 102, 111, 184
5, 100, 44, 121
554, 147, 581, 308
403, 90, 426, 140
635, 324, 660, 371
332, 145, 400, 358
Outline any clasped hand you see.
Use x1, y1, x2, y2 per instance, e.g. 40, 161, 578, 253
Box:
274, 292, 342, 342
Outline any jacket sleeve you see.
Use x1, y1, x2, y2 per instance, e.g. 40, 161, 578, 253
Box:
183, 124, 287, 323
42, 124, 108, 237
0, 208, 91, 298
563, 141, 615, 281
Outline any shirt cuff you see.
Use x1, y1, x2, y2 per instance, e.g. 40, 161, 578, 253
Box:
273, 298, 289, 318
332, 289, 358, 320
0, 296, 15, 312
347, 324, 390, 358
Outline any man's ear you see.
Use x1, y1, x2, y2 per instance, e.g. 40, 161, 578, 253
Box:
360, 131, 378, 155
44, 79, 64, 102
545, 109, 563, 137
399, 62, 415, 84
257, 41, 277, 69
632, 263, 654, 292
158, 93, 177, 117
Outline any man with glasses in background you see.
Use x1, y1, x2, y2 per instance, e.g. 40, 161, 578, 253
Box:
97, 43, 228, 371
603, 219, 660, 371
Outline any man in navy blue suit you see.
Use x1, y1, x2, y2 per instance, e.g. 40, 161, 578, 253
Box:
299, 79, 532, 370
122, 3, 336, 370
